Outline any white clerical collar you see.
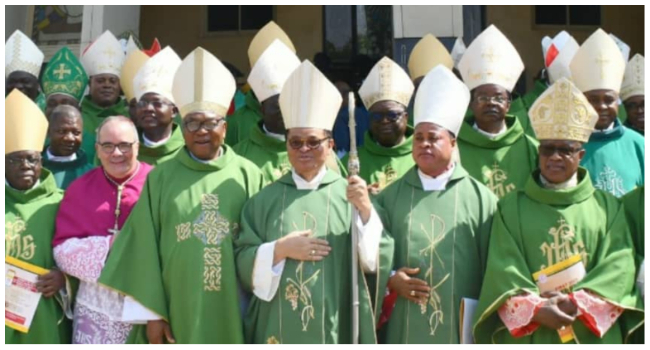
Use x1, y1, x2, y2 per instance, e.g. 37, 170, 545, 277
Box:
594, 121, 615, 133
292, 166, 327, 190
189, 147, 223, 164
263, 124, 286, 141
539, 172, 578, 190
143, 132, 171, 147
473, 122, 507, 139
46, 148, 77, 162
418, 163, 455, 191
5, 178, 40, 191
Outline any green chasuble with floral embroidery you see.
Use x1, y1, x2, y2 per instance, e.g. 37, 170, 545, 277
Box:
375, 165, 498, 344
342, 128, 415, 192
5, 169, 72, 344
234, 169, 394, 344
79, 96, 129, 144
137, 123, 185, 166
98, 146, 265, 344
225, 91, 262, 147
233, 122, 292, 183
473, 168, 644, 344
458, 115, 539, 199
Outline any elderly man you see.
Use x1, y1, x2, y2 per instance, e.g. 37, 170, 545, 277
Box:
456, 25, 539, 199
375, 65, 497, 344
42, 105, 93, 189
5, 90, 71, 344
5, 30, 46, 109
343, 57, 415, 193
620, 54, 644, 136
473, 78, 643, 344
234, 61, 392, 344
52, 116, 153, 344
99, 48, 265, 344
131, 47, 184, 165
570, 29, 644, 197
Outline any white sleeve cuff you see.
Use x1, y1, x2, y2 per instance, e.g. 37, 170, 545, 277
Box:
122, 296, 162, 324
252, 241, 286, 302
356, 208, 382, 273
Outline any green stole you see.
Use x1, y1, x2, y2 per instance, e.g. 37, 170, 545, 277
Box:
342, 128, 414, 191
80, 95, 129, 143
137, 123, 185, 166
41, 150, 94, 190
233, 122, 291, 182
235, 170, 394, 343
473, 168, 644, 344
458, 115, 539, 199
376, 165, 498, 343
99, 146, 265, 343
5, 170, 72, 344
225, 91, 262, 146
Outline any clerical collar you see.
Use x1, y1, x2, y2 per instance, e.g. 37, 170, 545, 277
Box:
292, 166, 327, 190
593, 121, 615, 133
263, 124, 286, 141
46, 148, 77, 163
539, 172, 578, 190
143, 132, 171, 147
418, 162, 455, 191
473, 122, 507, 139
5, 178, 40, 191
189, 147, 223, 164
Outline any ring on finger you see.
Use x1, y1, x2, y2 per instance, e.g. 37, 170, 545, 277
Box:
310, 249, 316, 256
410, 290, 415, 297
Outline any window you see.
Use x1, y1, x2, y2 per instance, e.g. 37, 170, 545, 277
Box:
206, 5, 273, 32
535, 5, 601, 26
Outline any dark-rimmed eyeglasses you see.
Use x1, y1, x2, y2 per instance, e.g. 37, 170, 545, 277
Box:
6, 155, 42, 167
475, 95, 509, 105
98, 142, 137, 154
183, 118, 226, 133
136, 100, 172, 110
288, 137, 331, 150
538, 145, 582, 158
370, 111, 405, 122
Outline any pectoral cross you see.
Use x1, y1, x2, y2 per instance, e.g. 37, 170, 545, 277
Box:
53, 64, 71, 79
595, 52, 610, 80
108, 184, 124, 236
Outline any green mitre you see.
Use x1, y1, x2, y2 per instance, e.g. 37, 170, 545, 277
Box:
42, 46, 88, 102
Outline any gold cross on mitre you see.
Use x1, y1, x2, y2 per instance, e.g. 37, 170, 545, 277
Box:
102, 48, 117, 59
54, 63, 71, 80
482, 46, 499, 63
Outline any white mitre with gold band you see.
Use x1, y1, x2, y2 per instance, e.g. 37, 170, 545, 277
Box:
81, 30, 125, 77
280, 60, 342, 131
529, 77, 598, 143
133, 46, 181, 103
248, 39, 300, 103
248, 21, 296, 69
570, 29, 626, 93
5, 90, 49, 154
173, 47, 236, 118
620, 54, 644, 101
458, 25, 524, 92
407, 34, 454, 81
5, 30, 44, 78
414, 65, 470, 136
121, 50, 150, 102
359, 56, 414, 110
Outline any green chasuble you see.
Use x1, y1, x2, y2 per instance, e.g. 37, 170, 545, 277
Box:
464, 107, 536, 140
473, 168, 644, 344
458, 115, 539, 199
41, 150, 94, 190
137, 123, 185, 166
233, 122, 292, 182
582, 119, 644, 198
36, 92, 46, 112
79, 96, 129, 144
225, 91, 262, 147
618, 104, 629, 124
98, 146, 265, 344
5, 169, 72, 344
624, 120, 644, 137
234, 170, 394, 344
521, 79, 547, 112
622, 186, 644, 267
375, 165, 498, 344
342, 128, 414, 192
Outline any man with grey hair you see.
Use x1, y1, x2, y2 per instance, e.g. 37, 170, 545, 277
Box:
52, 115, 155, 344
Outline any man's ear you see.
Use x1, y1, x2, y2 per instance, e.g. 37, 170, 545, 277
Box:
577, 149, 586, 162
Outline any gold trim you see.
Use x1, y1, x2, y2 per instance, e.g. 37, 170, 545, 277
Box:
532, 254, 583, 281
5, 320, 29, 333
5, 256, 49, 275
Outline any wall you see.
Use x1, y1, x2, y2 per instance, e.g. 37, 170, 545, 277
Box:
139, 5, 323, 76
5, 5, 29, 40
393, 5, 463, 38
486, 5, 644, 91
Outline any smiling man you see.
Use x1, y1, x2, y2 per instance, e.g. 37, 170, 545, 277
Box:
570, 29, 644, 197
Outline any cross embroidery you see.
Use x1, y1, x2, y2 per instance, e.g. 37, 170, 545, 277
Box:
53, 64, 71, 80
482, 46, 499, 63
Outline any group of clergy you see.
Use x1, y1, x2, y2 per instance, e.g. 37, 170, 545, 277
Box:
4, 19, 645, 344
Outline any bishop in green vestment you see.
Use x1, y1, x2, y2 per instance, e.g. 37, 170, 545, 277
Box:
5, 90, 72, 344
226, 90, 262, 146
473, 78, 644, 344
620, 54, 644, 136
5, 30, 44, 105
99, 48, 265, 344
235, 61, 393, 344
343, 57, 415, 193
377, 65, 498, 344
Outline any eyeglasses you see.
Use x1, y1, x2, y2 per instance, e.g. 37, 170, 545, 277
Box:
183, 118, 226, 133
136, 100, 172, 110
6, 155, 41, 167
370, 111, 405, 122
288, 137, 331, 150
98, 142, 137, 154
538, 145, 582, 158
475, 95, 509, 105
